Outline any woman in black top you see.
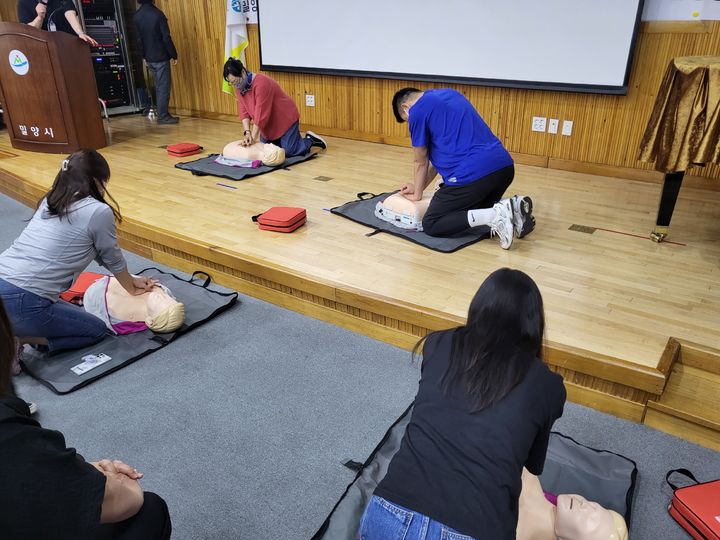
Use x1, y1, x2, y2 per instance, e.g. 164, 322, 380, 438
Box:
362, 268, 566, 540
0, 298, 171, 540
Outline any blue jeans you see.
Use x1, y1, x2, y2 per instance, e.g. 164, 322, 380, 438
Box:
0, 279, 107, 356
261, 120, 313, 157
360, 496, 475, 540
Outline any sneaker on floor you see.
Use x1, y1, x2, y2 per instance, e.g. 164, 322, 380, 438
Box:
511, 195, 535, 238
157, 115, 179, 125
490, 199, 514, 250
26, 402, 38, 415
306, 131, 327, 149
12, 337, 23, 376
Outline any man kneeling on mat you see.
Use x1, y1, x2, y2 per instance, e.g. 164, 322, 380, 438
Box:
392, 87, 535, 249
223, 57, 327, 157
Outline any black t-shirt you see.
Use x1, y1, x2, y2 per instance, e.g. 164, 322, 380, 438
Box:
374, 330, 566, 540
0, 395, 106, 540
17, 0, 77, 36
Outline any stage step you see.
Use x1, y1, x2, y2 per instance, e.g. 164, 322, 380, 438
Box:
645, 340, 720, 451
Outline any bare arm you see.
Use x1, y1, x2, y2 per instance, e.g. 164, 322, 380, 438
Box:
241, 118, 253, 146
400, 146, 437, 201
24, 2, 46, 28
64, 10, 99, 46
91, 460, 145, 524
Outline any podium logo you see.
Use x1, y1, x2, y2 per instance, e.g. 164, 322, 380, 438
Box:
9, 50, 29, 76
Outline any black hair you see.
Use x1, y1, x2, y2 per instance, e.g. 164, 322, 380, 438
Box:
0, 298, 15, 397
39, 149, 121, 223
392, 87, 422, 123
414, 268, 545, 413
223, 57, 245, 82
137, 0, 154, 4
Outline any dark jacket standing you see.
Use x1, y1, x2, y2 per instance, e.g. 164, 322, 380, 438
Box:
133, 3, 177, 63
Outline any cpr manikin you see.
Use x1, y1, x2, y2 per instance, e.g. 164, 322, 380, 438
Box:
374, 179, 443, 230
517, 468, 629, 540
220, 140, 286, 167
84, 276, 185, 334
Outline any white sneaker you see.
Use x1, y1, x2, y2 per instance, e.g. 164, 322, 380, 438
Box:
511, 195, 535, 238
490, 199, 514, 250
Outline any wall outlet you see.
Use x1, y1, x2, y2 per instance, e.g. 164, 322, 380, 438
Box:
305, 94, 315, 107
562, 120, 573, 136
548, 119, 559, 134
532, 117, 547, 132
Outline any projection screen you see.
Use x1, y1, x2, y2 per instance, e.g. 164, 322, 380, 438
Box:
258, 1, 646, 95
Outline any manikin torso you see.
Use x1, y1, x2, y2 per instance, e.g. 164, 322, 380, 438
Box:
105, 277, 177, 322
517, 469, 624, 540
222, 141, 279, 161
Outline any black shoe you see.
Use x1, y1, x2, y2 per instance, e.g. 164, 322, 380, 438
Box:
140, 108, 150, 117
157, 115, 179, 125
306, 130, 327, 149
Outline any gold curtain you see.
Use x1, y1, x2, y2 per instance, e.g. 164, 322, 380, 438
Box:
639, 56, 720, 174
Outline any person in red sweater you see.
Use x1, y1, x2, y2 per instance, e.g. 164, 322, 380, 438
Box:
223, 58, 327, 157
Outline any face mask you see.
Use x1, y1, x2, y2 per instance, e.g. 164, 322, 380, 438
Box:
232, 74, 248, 89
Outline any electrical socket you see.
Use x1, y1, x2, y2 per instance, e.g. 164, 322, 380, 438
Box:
548, 119, 559, 134
305, 94, 315, 107
562, 120, 573, 136
532, 117, 547, 132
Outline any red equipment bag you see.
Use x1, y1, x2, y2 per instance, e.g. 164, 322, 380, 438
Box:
167, 143, 203, 157
251, 207, 306, 232
667, 469, 720, 540
59, 272, 106, 306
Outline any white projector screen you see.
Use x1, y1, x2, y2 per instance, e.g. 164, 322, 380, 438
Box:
258, 1, 645, 95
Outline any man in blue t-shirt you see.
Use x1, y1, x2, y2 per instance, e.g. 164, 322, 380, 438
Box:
391, 87, 535, 249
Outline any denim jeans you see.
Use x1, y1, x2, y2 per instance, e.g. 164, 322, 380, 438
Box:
261, 120, 313, 158
0, 279, 107, 355
360, 496, 475, 540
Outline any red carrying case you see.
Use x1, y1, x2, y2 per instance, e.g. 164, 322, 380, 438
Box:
167, 143, 203, 157
252, 207, 306, 232
59, 272, 106, 306
667, 469, 720, 540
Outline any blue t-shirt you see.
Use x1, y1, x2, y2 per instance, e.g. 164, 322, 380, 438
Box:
409, 89, 513, 185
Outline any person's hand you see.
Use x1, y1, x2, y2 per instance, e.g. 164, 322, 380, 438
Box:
400, 183, 422, 201
240, 132, 254, 147
35, 3, 47, 18
143, 59, 148, 67
79, 33, 99, 47
172, 59, 178, 66
91, 460, 144, 481
131, 276, 159, 295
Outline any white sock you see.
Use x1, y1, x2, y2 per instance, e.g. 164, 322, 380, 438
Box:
467, 208, 497, 227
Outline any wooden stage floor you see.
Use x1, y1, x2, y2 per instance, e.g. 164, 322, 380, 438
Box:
1, 115, 719, 424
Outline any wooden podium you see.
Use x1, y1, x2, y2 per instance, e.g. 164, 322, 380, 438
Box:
0, 22, 106, 154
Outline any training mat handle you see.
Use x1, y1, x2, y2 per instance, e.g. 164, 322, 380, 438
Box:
356, 192, 376, 200
191, 271, 212, 288
666, 468, 699, 491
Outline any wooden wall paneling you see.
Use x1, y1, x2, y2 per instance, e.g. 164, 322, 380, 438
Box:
163, 7, 720, 180
0, 4, 18, 23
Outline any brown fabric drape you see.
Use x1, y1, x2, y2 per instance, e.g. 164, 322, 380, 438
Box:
639, 56, 720, 173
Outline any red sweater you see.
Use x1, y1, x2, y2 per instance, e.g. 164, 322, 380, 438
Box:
236, 73, 300, 141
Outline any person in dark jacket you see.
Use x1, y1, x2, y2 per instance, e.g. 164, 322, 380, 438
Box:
133, 0, 179, 125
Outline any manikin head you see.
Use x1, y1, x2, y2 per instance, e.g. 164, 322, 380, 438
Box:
555, 495, 628, 540
261, 143, 285, 167
145, 288, 185, 333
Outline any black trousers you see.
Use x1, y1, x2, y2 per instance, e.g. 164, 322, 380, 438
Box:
422, 165, 515, 237
96, 492, 172, 540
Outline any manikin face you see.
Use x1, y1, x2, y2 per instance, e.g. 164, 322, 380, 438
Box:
262, 143, 279, 156
555, 495, 616, 540
145, 288, 178, 317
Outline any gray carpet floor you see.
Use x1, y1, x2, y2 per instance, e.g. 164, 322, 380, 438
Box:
1, 192, 718, 539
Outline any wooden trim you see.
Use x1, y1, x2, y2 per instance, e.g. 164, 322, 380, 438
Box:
547, 158, 664, 183
657, 337, 681, 380
676, 338, 720, 375
641, 20, 712, 34
644, 409, 720, 452
564, 382, 646, 423
647, 400, 720, 432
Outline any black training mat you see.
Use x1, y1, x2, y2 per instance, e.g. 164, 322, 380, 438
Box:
175, 152, 316, 181
331, 192, 491, 253
21, 268, 239, 395
311, 405, 637, 540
